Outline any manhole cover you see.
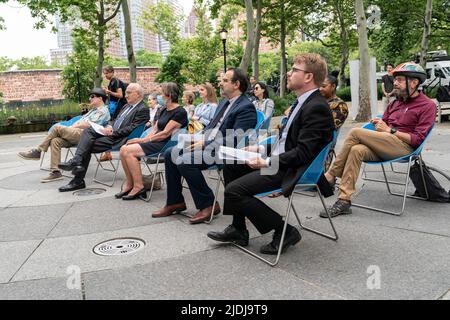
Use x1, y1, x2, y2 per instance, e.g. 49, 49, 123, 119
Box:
93, 238, 146, 256
74, 188, 106, 196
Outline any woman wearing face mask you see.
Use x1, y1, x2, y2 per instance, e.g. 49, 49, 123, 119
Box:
188, 82, 218, 134
117, 82, 188, 200
253, 82, 274, 120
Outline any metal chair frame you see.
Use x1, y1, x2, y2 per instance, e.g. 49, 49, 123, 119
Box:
354, 123, 433, 216
231, 137, 339, 267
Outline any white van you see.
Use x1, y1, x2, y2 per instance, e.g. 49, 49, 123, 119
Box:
423, 51, 450, 87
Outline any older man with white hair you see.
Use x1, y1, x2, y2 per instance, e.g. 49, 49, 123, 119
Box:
58, 83, 150, 192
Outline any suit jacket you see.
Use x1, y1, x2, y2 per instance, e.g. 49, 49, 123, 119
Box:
270, 90, 335, 197
205, 94, 257, 148
111, 100, 150, 147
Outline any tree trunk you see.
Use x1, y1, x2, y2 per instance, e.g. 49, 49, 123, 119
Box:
252, 0, 262, 80
279, 0, 287, 98
240, 0, 254, 73
334, 0, 349, 88
95, 26, 106, 87
122, 0, 137, 82
354, 0, 371, 122
419, 0, 433, 68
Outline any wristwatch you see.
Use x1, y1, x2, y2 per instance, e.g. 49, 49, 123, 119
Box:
390, 127, 397, 135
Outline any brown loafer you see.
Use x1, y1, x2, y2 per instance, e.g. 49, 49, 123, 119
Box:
189, 202, 221, 224
152, 203, 187, 218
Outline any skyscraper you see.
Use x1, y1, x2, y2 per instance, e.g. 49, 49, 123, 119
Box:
50, 0, 179, 64
156, 0, 185, 57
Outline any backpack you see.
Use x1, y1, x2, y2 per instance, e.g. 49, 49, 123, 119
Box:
119, 80, 129, 99
409, 160, 450, 202
112, 80, 129, 120
436, 86, 450, 102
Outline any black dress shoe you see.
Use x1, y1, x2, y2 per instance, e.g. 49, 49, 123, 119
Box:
58, 160, 84, 174
207, 225, 249, 246
115, 189, 132, 199
260, 226, 301, 255
122, 188, 147, 200
58, 180, 86, 193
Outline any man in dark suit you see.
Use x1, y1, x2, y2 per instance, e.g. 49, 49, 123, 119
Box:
207, 53, 335, 255
58, 83, 150, 192
153, 68, 257, 224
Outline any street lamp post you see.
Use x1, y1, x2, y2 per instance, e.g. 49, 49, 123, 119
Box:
219, 28, 228, 74
75, 63, 82, 104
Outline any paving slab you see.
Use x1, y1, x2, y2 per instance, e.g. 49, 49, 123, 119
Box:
12, 221, 218, 282
0, 203, 71, 242
0, 277, 83, 300
271, 219, 450, 300
83, 248, 345, 300
0, 240, 41, 284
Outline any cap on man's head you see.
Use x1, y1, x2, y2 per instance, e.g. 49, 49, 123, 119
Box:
90, 88, 108, 100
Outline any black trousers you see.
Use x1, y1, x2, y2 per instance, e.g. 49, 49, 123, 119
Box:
72, 127, 121, 181
223, 163, 287, 235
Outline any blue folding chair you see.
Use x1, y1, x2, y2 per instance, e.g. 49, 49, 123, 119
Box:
255, 110, 265, 129
205, 113, 268, 224
231, 136, 339, 267
140, 128, 187, 202
93, 124, 146, 187
40, 115, 83, 172
353, 124, 434, 216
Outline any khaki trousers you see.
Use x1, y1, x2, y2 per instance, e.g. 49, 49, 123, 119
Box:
38, 126, 83, 171
329, 128, 413, 201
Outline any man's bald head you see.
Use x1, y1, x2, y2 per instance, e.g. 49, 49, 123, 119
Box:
125, 83, 144, 105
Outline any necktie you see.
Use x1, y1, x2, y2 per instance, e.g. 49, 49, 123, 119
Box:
207, 100, 230, 130
279, 100, 299, 137
113, 104, 132, 131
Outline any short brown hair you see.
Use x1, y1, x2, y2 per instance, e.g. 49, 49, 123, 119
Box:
161, 82, 180, 103
293, 53, 328, 87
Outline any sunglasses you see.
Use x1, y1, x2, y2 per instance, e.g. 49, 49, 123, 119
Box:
89, 94, 100, 99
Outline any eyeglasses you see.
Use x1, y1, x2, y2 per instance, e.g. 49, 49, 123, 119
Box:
89, 94, 99, 99
290, 67, 312, 74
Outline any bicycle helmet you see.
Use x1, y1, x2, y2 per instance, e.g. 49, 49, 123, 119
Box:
392, 62, 427, 84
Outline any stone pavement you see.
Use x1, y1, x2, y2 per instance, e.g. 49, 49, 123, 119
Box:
0, 119, 449, 300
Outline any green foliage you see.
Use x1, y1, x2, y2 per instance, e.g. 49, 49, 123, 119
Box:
141, 1, 183, 45
0, 56, 60, 72
61, 35, 97, 102
336, 86, 352, 102
104, 55, 129, 68
135, 50, 163, 67
0, 56, 14, 72
14, 56, 51, 70
156, 50, 189, 89
272, 93, 296, 116
369, 0, 450, 66
0, 101, 82, 125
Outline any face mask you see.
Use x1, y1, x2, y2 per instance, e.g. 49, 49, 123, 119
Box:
157, 95, 165, 106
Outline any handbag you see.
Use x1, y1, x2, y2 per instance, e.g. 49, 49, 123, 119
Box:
188, 119, 204, 134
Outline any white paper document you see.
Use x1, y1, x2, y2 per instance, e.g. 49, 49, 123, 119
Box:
89, 121, 105, 135
218, 146, 261, 161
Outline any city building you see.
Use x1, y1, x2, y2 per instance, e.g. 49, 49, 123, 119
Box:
50, 0, 186, 64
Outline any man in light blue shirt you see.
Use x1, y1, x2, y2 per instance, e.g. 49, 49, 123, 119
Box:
18, 88, 110, 183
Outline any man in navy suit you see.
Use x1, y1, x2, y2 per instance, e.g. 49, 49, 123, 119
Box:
153, 68, 257, 224
208, 54, 335, 255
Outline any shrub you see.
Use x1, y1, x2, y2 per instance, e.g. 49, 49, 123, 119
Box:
0, 101, 82, 125
336, 86, 352, 101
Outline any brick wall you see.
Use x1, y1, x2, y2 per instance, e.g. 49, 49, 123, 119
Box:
0, 67, 160, 103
